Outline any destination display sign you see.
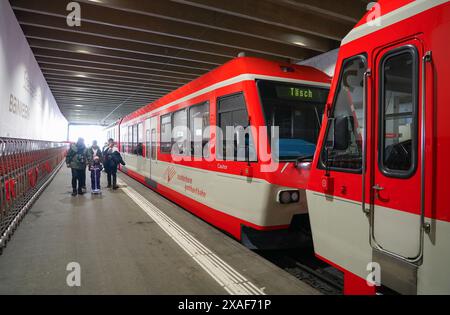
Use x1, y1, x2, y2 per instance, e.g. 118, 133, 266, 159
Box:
275, 86, 328, 103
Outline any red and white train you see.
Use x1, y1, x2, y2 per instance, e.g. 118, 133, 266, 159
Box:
307, 0, 450, 294
105, 57, 331, 249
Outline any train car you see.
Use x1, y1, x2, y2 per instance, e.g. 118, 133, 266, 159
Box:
113, 56, 331, 249
306, 0, 450, 294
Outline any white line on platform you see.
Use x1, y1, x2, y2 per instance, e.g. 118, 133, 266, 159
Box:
119, 179, 266, 295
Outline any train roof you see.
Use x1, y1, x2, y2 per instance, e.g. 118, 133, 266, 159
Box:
342, 0, 449, 46
121, 56, 331, 124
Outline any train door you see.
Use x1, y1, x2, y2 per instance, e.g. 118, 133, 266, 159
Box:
368, 38, 431, 293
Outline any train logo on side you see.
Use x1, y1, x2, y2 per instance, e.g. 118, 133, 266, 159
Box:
164, 166, 177, 184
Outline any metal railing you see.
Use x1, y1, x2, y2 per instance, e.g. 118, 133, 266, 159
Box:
0, 137, 68, 254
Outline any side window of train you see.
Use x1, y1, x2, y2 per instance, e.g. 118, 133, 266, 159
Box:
189, 102, 210, 158
160, 114, 172, 153
217, 92, 256, 162
320, 55, 367, 172
173, 109, 189, 156
379, 46, 418, 178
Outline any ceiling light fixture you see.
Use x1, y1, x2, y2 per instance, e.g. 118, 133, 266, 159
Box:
293, 41, 307, 47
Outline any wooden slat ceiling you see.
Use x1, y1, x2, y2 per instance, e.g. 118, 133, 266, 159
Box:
10, 0, 371, 125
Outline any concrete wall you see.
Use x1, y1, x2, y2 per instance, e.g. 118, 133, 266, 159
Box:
0, 0, 68, 141
299, 48, 339, 77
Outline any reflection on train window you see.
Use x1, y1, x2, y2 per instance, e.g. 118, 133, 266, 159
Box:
189, 102, 210, 158
217, 93, 256, 162
258, 80, 328, 161
173, 109, 189, 155
320, 55, 367, 171
160, 114, 172, 153
380, 48, 418, 177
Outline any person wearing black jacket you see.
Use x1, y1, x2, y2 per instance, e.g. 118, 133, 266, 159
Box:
66, 138, 88, 196
103, 138, 125, 190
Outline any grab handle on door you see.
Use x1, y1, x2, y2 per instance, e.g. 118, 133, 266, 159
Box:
361, 68, 371, 215
372, 184, 384, 191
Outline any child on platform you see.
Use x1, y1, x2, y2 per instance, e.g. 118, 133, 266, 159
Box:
90, 156, 103, 194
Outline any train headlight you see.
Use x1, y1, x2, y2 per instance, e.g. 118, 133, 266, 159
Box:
278, 190, 300, 204
291, 191, 300, 203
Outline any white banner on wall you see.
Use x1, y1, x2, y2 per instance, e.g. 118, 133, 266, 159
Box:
0, 0, 68, 141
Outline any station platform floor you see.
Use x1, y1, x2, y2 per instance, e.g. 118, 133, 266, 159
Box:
0, 167, 319, 295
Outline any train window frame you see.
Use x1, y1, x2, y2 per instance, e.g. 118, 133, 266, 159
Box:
189, 101, 210, 158
160, 113, 172, 154
318, 53, 368, 174
216, 92, 256, 162
378, 45, 419, 179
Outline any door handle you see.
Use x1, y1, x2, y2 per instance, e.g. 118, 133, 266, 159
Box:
372, 184, 384, 191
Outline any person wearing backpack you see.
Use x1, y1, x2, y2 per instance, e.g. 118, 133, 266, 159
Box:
103, 138, 126, 190
66, 138, 89, 196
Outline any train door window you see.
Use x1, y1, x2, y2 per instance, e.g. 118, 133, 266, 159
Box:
121, 127, 127, 153
151, 129, 157, 160
132, 124, 138, 155
160, 114, 172, 153
136, 122, 144, 157
150, 129, 157, 161
128, 125, 133, 154
379, 47, 418, 177
217, 93, 256, 162
146, 129, 150, 159
189, 102, 210, 157
173, 109, 188, 155
320, 55, 367, 172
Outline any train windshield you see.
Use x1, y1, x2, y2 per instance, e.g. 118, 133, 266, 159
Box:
257, 80, 329, 161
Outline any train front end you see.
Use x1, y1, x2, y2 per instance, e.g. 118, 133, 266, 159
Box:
239, 65, 331, 249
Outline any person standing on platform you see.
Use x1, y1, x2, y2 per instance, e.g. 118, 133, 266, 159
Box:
103, 138, 126, 190
66, 138, 88, 196
87, 140, 103, 164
